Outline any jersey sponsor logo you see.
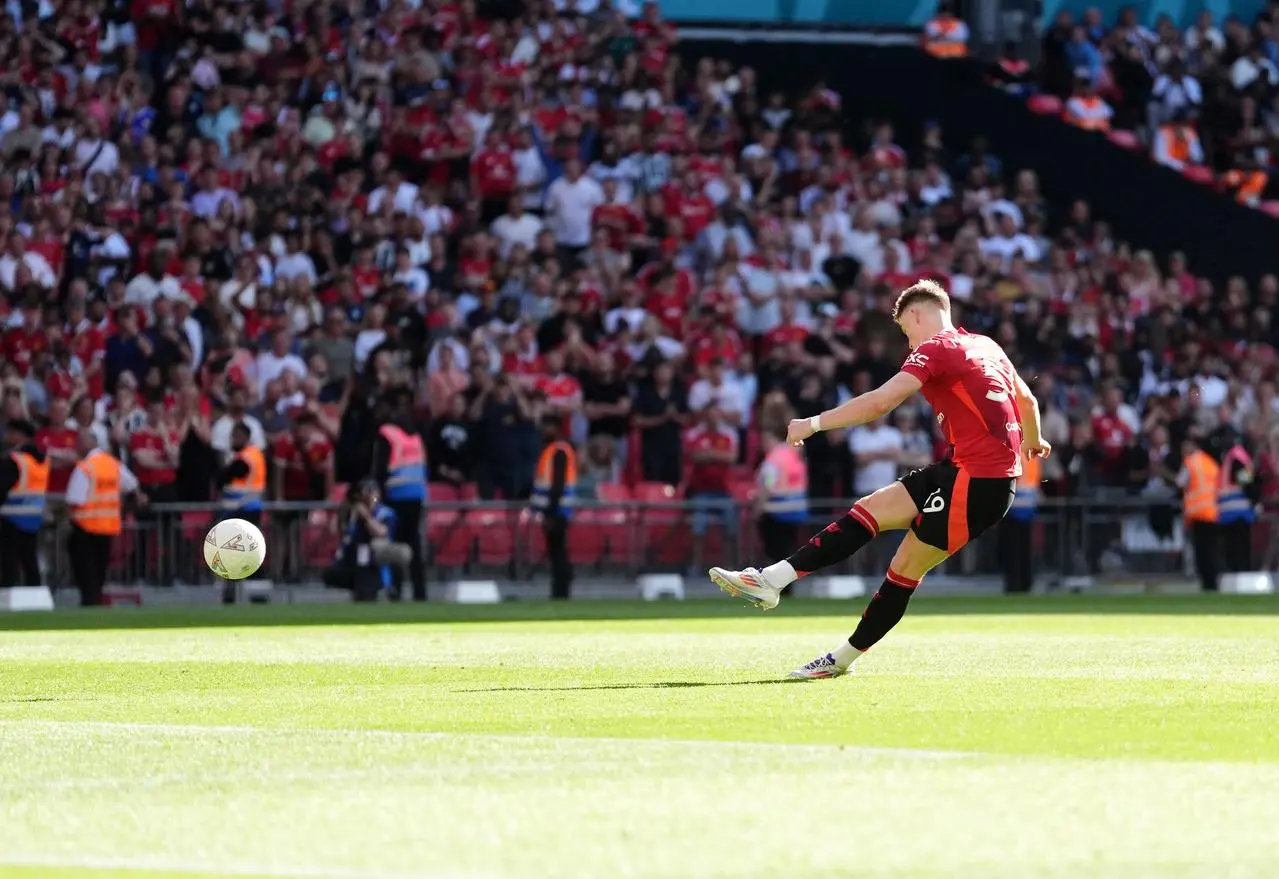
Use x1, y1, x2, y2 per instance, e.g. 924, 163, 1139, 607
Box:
922, 489, 946, 514
1005, 422, 1021, 433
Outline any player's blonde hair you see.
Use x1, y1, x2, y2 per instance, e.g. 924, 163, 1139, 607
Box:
892, 279, 952, 322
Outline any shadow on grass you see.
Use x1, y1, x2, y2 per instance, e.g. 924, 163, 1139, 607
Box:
456, 678, 805, 693
3, 594, 1279, 633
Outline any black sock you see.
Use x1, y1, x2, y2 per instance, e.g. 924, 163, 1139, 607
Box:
786, 503, 880, 577
849, 570, 921, 651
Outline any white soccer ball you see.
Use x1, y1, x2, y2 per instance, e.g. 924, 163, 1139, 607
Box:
204, 518, 267, 581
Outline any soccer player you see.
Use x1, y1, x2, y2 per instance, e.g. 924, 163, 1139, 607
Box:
710, 280, 1051, 678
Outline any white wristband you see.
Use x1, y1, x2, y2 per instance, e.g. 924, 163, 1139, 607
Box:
809, 415, 823, 433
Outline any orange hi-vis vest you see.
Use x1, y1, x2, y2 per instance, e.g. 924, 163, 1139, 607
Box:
760, 443, 808, 524
532, 440, 577, 519
1008, 454, 1042, 521
0, 451, 49, 533
1183, 449, 1220, 522
222, 446, 266, 511
71, 450, 122, 536
1156, 124, 1200, 165
1065, 96, 1112, 131
923, 15, 969, 58
1223, 169, 1268, 206
379, 423, 427, 502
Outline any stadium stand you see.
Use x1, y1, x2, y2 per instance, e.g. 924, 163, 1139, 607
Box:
0, 0, 1276, 583
1037, 5, 1279, 211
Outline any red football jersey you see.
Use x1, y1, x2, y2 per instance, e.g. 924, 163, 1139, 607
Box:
899, 328, 1022, 478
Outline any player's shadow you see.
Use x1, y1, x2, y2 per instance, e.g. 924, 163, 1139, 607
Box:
457, 679, 806, 693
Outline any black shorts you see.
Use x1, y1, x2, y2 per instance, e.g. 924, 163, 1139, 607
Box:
899, 460, 1016, 554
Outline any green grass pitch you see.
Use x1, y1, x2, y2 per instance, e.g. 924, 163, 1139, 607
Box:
3, 595, 1279, 879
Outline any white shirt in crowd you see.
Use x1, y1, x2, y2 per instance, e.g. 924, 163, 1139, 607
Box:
513, 147, 548, 210
65, 450, 140, 506
849, 422, 903, 496
368, 181, 420, 215
688, 376, 745, 423
393, 266, 430, 300
210, 413, 267, 459
123, 272, 182, 315
0, 250, 57, 290
275, 250, 317, 284
604, 305, 647, 334
980, 232, 1041, 269
72, 137, 119, 177
490, 213, 545, 258
545, 174, 604, 247
256, 350, 308, 397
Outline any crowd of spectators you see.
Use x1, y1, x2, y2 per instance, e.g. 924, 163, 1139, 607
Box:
1038, 4, 1279, 207
1, 0, 1278, 540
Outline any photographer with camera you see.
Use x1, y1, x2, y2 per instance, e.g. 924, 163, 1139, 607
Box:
325, 479, 410, 602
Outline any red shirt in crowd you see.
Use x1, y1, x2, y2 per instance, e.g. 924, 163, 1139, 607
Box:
591, 202, 643, 251
471, 148, 516, 200
685, 425, 738, 494
1091, 410, 1133, 461
36, 423, 78, 492
129, 423, 180, 487
272, 432, 334, 500
763, 323, 809, 356
3, 326, 48, 376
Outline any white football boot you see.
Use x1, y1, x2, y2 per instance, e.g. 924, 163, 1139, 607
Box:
708, 566, 782, 610
788, 653, 850, 680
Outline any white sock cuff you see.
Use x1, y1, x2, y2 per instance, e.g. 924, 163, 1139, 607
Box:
831, 640, 861, 669
761, 560, 797, 588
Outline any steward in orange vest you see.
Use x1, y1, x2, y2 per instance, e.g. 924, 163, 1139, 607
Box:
372, 394, 428, 601
532, 416, 577, 599
0, 418, 48, 587
756, 428, 808, 563
922, 8, 969, 59
66, 428, 141, 606
219, 423, 266, 520
1180, 437, 1221, 591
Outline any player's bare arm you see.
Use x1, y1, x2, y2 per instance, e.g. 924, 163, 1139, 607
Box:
785, 372, 923, 447
1013, 372, 1052, 459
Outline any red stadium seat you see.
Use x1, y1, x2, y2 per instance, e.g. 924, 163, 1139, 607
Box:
327, 482, 349, 503
1182, 166, 1215, 185
633, 482, 679, 505
1027, 94, 1063, 115
568, 511, 607, 566
427, 509, 470, 567
457, 483, 481, 502
1106, 129, 1141, 151
180, 510, 210, 542
467, 510, 514, 565
596, 483, 631, 503
429, 482, 459, 503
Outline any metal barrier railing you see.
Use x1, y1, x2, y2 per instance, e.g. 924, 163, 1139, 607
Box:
28, 495, 1279, 588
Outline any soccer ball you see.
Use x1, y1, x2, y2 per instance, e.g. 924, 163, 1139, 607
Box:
204, 518, 267, 581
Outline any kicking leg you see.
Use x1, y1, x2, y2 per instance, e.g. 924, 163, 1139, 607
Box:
710, 482, 919, 609
789, 531, 949, 679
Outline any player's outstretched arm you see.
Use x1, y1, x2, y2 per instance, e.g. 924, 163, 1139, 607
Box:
1013, 373, 1051, 458
786, 372, 922, 446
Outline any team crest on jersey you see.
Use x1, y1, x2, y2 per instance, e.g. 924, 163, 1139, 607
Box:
220, 533, 246, 552
937, 412, 945, 426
